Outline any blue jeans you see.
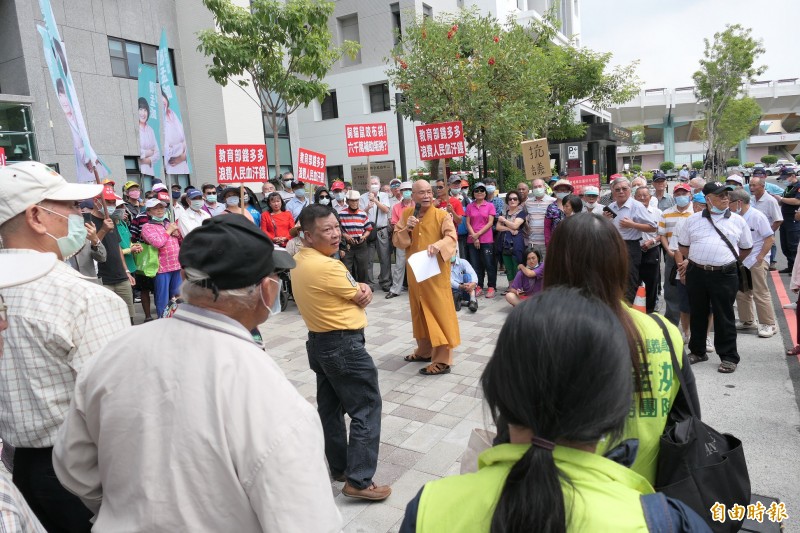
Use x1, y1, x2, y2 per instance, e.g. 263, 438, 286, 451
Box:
467, 242, 497, 289
306, 330, 382, 489
154, 270, 182, 318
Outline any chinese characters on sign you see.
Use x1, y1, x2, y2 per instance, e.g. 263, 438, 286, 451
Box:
521, 138, 550, 182
297, 148, 327, 186
415, 121, 466, 161
709, 501, 788, 524
215, 144, 268, 183
345, 123, 389, 157
567, 174, 601, 194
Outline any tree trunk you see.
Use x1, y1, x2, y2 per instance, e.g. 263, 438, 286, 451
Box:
429, 158, 440, 181
272, 113, 281, 180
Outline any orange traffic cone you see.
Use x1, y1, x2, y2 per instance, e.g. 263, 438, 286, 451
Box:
632, 283, 647, 313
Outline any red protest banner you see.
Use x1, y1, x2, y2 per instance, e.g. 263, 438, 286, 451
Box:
0, 147, 5, 166
568, 174, 601, 193
345, 123, 389, 157
297, 148, 327, 186
215, 144, 268, 183
416, 121, 466, 161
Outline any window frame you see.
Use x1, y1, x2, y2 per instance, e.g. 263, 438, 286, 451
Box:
107, 37, 177, 85
321, 91, 339, 120
368, 83, 391, 113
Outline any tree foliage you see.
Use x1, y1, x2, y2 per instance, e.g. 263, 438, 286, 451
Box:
197, 0, 359, 177
386, 8, 638, 179
693, 24, 765, 176
761, 154, 778, 165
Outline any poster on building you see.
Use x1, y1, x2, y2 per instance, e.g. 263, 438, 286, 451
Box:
351, 161, 396, 192
567, 174, 601, 193
416, 121, 466, 161
345, 123, 389, 157
297, 148, 326, 186
215, 144, 268, 183
159, 29, 191, 175
521, 138, 550, 182
136, 65, 162, 179
37, 0, 109, 183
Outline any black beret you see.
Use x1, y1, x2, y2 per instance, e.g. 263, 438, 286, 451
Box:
179, 215, 295, 290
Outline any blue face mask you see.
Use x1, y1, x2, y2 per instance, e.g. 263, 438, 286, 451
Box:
262, 277, 282, 317
39, 207, 88, 260
675, 195, 691, 208
555, 192, 569, 200
402, 190, 412, 200
205, 194, 217, 203
709, 205, 726, 215
295, 189, 306, 199
486, 185, 496, 194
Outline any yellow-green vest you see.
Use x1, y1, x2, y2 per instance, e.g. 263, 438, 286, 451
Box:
417, 444, 654, 532
597, 308, 684, 485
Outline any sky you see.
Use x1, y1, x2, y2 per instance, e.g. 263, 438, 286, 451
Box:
579, 0, 799, 90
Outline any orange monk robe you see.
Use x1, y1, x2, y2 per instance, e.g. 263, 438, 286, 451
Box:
392, 206, 460, 365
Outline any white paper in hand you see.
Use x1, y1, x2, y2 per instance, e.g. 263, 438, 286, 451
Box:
407, 250, 441, 282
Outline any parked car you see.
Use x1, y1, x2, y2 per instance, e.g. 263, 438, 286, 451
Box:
767, 159, 795, 175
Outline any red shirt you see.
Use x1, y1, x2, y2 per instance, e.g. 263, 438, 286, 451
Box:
435, 196, 464, 217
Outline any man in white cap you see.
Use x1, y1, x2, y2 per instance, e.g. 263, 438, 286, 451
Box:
582, 186, 604, 214
0, 162, 130, 532
0, 252, 56, 533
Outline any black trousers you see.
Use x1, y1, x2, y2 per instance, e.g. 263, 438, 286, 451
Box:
342, 240, 370, 283
639, 246, 661, 313
685, 262, 740, 364
13, 447, 93, 532
624, 240, 642, 304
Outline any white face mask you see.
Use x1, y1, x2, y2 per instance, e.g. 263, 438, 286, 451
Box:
532, 187, 545, 198
370, 184, 380, 193
261, 277, 282, 317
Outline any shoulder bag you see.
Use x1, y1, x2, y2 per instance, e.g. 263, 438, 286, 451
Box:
651, 314, 751, 533
705, 214, 752, 293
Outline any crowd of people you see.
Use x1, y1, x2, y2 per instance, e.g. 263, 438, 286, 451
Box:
0, 158, 794, 532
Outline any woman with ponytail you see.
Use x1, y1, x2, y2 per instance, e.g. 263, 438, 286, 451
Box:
400, 288, 709, 532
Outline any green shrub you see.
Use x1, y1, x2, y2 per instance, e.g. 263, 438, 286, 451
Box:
761, 155, 778, 165
659, 161, 675, 172
725, 158, 740, 167
631, 164, 642, 173
691, 160, 704, 170
743, 162, 755, 168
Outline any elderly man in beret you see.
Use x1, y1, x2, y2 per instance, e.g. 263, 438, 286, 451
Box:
53, 216, 341, 532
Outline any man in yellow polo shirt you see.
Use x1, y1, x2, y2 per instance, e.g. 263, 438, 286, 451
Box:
292, 204, 391, 502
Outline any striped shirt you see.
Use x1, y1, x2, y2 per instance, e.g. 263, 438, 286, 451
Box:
0, 250, 130, 447
524, 196, 555, 246
338, 209, 373, 239
658, 205, 693, 240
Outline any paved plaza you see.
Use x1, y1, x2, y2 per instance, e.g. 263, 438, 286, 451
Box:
263, 272, 800, 533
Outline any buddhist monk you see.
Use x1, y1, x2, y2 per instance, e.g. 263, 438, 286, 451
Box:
392, 179, 460, 375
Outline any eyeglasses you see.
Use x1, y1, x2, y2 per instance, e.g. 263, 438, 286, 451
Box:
0, 294, 7, 323
319, 195, 330, 200
436, 186, 444, 189
507, 198, 519, 202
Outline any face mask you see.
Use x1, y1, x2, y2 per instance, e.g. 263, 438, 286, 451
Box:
190, 199, 204, 210
319, 197, 330, 206
105, 207, 117, 218
555, 192, 569, 200
449, 188, 460, 196
532, 187, 545, 198
205, 194, 217, 203
225, 196, 239, 207
675, 195, 691, 208
486, 185, 496, 194
243, 194, 250, 203
151, 214, 167, 222
261, 277, 282, 317
370, 185, 380, 193
39, 207, 88, 260
402, 190, 412, 200
709, 205, 726, 215
128, 190, 141, 200
298, 231, 305, 240
585, 200, 596, 207
335, 192, 345, 201
450, 255, 457, 264
283, 180, 293, 188
733, 207, 742, 214
171, 191, 181, 199
295, 189, 306, 199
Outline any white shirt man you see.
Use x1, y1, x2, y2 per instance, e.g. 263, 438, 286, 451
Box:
359, 176, 392, 289
177, 190, 211, 237
278, 172, 295, 202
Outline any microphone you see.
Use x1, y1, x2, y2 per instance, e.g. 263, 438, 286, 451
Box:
413, 204, 420, 218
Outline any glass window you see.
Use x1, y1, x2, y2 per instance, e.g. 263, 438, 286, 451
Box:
263, 114, 289, 136
107, 37, 177, 84
321, 91, 338, 120
0, 103, 37, 163
125, 42, 142, 78
141, 44, 158, 65
390, 3, 402, 45
108, 39, 125, 58
338, 15, 361, 66
327, 165, 344, 185
369, 83, 391, 113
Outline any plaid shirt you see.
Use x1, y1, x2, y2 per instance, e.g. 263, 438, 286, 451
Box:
0, 469, 45, 532
141, 220, 182, 273
0, 249, 130, 448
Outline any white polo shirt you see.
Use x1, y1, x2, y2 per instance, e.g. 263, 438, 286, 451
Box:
640, 205, 662, 245
677, 210, 753, 266
741, 207, 774, 269
750, 192, 783, 227
608, 197, 657, 241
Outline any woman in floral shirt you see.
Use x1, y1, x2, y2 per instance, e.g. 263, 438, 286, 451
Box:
141, 199, 183, 317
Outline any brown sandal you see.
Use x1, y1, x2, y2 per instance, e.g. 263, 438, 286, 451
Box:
787, 345, 800, 356
419, 363, 451, 375
404, 353, 431, 362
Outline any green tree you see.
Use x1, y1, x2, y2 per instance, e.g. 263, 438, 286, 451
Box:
624, 125, 644, 167
660, 161, 675, 172
693, 24, 765, 177
692, 160, 704, 170
197, 0, 359, 178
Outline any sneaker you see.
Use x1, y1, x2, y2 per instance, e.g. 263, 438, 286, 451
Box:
475, 286, 483, 297
783, 303, 797, 310
758, 324, 777, 338
706, 338, 715, 353
486, 288, 496, 299
735, 320, 756, 330
769, 263, 778, 271
468, 299, 478, 313
134, 296, 142, 304
342, 482, 392, 501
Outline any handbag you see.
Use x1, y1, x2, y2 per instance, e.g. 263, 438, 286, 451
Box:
651, 315, 751, 533
705, 213, 752, 292
133, 243, 159, 278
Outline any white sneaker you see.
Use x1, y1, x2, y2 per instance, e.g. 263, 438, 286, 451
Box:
783, 303, 797, 310
758, 324, 777, 338
735, 320, 756, 330
706, 338, 715, 353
